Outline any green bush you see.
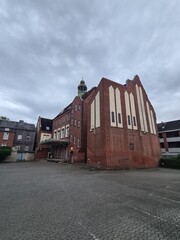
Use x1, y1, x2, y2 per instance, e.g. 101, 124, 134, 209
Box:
159, 155, 180, 169
0, 146, 11, 162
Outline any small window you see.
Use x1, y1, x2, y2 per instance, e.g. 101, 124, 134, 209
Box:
66, 126, 69, 137
129, 143, 134, 150
128, 115, 131, 126
111, 112, 115, 123
74, 120, 77, 127
70, 135, 73, 142
16, 146, 20, 150
118, 113, 121, 124
26, 136, 31, 141
75, 105, 78, 112
17, 135, 22, 141
24, 146, 29, 152
54, 131, 57, 139
67, 115, 70, 121
61, 128, 65, 138
78, 104, 81, 111
57, 130, 61, 139
74, 137, 76, 145
71, 119, 73, 126
3, 132, 9, 140
77, 139, 80, 148
5, 128, 9, 131
133, 116, 136, 126
78, 120, 80, 128
46, 126, 50, 131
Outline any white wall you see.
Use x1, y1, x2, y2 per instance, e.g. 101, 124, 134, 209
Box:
40, 133, 52, 142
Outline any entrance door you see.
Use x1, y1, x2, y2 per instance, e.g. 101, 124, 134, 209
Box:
17, 153, 24, 161
70, 151, 74, 163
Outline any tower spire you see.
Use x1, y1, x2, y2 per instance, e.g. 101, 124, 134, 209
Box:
78, 78, 87, 97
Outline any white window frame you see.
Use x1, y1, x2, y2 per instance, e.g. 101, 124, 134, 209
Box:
24, 146, 29, 152
54, 131, 57, 139
17, 135, 22, 141
61, 127, 65, 138
26, 136, 31, 141
77, 138, 80, 148
3, 132, 9, 140
65, 125, 69, 137
57, 129, 61, 139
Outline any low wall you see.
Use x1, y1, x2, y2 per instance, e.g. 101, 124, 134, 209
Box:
17, 152, 35, 161
4, 150, 18, 163
4, 151, 35, 162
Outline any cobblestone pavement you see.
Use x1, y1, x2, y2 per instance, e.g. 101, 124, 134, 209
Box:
0, 162, 180, 240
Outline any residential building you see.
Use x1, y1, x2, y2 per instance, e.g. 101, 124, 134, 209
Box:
157, 120, 180, 157
35, 117, 53, 159
0, 119, 36, 161
37, 76, 160, 169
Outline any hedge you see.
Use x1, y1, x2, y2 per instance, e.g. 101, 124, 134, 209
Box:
0, 146, 11, 162
159, 155, 180, 169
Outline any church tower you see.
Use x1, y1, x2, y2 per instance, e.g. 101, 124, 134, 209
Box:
78, 79, 87, 97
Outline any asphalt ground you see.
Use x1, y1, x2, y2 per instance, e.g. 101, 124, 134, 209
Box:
0, 161, 180, 240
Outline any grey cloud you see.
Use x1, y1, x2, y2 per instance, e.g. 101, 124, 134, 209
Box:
0, 0, 180, 123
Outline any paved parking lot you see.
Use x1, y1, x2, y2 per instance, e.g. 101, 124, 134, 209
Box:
0, 161, 180, 240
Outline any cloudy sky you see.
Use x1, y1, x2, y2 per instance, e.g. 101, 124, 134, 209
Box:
0, 0, 180, 124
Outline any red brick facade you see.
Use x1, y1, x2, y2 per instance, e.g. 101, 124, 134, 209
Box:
87, 76, 161, 169
0, 131, 15, 147
36, 76, 160, 169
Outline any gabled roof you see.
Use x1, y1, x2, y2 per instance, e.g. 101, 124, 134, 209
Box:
157, 120, 180, 132
40, 118, 53, 131
0, 120, 35, 131
82, 87, 97, 100
54, 103, 71, 120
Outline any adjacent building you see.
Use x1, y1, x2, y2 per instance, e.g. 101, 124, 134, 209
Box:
157, 120, 180, 157
36, 76, 161, 169
0, 119, 36, 161
37, 80, 93, 163
35, 117, 53, 159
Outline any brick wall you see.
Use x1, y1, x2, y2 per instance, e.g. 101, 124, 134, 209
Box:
0, 131, 15, 147
87, 76, 161, 169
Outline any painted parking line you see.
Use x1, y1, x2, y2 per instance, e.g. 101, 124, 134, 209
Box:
78, 221, 100, 240
161, 196, 180, 204
127, 205, 180, 228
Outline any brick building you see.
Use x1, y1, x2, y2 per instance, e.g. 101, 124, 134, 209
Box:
38, 80, 94, 163
35, 117, 53, 159
0, 119, 36, 161
87, 76, 160, 169
0, 120, 36, 152
36, 76, 160, 169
